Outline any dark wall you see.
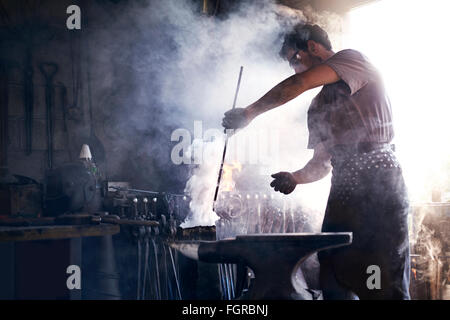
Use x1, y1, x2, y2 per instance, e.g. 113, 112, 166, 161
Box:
0, 0, 198, 193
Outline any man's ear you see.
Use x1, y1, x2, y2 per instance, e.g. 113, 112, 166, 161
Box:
307, 40, 317, 54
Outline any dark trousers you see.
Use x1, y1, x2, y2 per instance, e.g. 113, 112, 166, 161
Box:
319, 148, 411, 300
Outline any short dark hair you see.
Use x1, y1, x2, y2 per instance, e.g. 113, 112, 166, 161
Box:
279, 24, 332, 58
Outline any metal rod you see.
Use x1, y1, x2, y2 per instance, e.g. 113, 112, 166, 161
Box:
213, 66, 244, 211
219, 264, 229, 299
217, 265, 224, 299
227, 263, 235, 299
146, 253, 157, 299
223, 263, 232, 300
162, 244, 169, 299
168, 246, 182, 300
151, 239, 161, 300
137, 239, 142, 300
109, 186, 185, 198
142, 238, 149, 299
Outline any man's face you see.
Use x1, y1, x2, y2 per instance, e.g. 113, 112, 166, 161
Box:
285, 47, 321, 73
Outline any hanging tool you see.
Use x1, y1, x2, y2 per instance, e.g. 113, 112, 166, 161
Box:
137, 236, 142, 300
212, 66, 243, 211
146, 227, 159, 299
59, 83, 73, 161
134, 224, 146, 300
227, 263, 235, 299
69, 31, 81, 114
39, 62, 58, 170
84, 14, 105, 163
218, 264, 227, 299
161, 237, 169, 299
168, 246, 182, 300
0, 61, 10, 180
151, 237, 161, 299
24, 46, 33, 155
142, 226, 150, 299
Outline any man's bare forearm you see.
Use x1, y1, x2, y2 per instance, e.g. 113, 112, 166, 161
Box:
246, 73, 307, 119
292, 158, 331, 184
244, 64, 340, 120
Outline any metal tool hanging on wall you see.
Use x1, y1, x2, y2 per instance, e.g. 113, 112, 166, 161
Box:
0, 1, 58, 156
39, 63, 58, 169
83, 13, 106, 164
24, 46, 34, 155
0, 61, 10, 179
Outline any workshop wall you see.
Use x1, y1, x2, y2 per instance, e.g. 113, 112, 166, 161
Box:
1, 0, 90, 181
0, 0, 190, 192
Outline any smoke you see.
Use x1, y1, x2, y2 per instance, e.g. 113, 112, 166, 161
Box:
182, 139, 223, 227
410, 206, 444, 287
85, 0, 343, 227
173, 2, 343, 228
162, 0, 342, 228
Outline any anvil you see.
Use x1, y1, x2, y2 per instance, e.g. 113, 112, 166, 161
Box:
170, 232, 352, 299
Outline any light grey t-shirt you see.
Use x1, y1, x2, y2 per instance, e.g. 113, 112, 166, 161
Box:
307, 49, 394, 150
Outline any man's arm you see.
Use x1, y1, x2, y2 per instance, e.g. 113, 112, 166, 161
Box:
246, 64, 340, 119
270, 142, 331, 194
292, 142, 331, 184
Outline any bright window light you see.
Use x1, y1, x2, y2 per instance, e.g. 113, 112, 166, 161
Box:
343, 0, 450, 202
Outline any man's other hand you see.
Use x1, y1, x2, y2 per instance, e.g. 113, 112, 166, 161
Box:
222, 108, 251, 130
270, 172, 298, 195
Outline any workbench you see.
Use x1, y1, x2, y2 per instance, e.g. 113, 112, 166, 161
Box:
0, 223, 120, 242
0, 220, 120, 300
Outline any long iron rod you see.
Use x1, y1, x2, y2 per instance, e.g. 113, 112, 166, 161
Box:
142, 238, 149, 299
137, 239, 142, 300
213, 66, 244, 210
151, 239, 161, 300
168, 246, 182, 300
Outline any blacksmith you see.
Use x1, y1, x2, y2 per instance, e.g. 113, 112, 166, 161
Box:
222, 24, 410, 300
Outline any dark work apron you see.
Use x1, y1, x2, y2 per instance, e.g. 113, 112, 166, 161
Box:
318, 144, 411, 299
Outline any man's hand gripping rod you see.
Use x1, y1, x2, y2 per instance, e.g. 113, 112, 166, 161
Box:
213, 66, 244, 212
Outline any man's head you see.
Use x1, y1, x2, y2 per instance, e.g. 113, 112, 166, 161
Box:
280, 24, 334, 73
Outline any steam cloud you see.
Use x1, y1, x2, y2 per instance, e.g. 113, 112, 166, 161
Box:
87, 0, 343, 228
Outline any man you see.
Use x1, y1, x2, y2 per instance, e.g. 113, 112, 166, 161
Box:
222, 24, 410, 300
